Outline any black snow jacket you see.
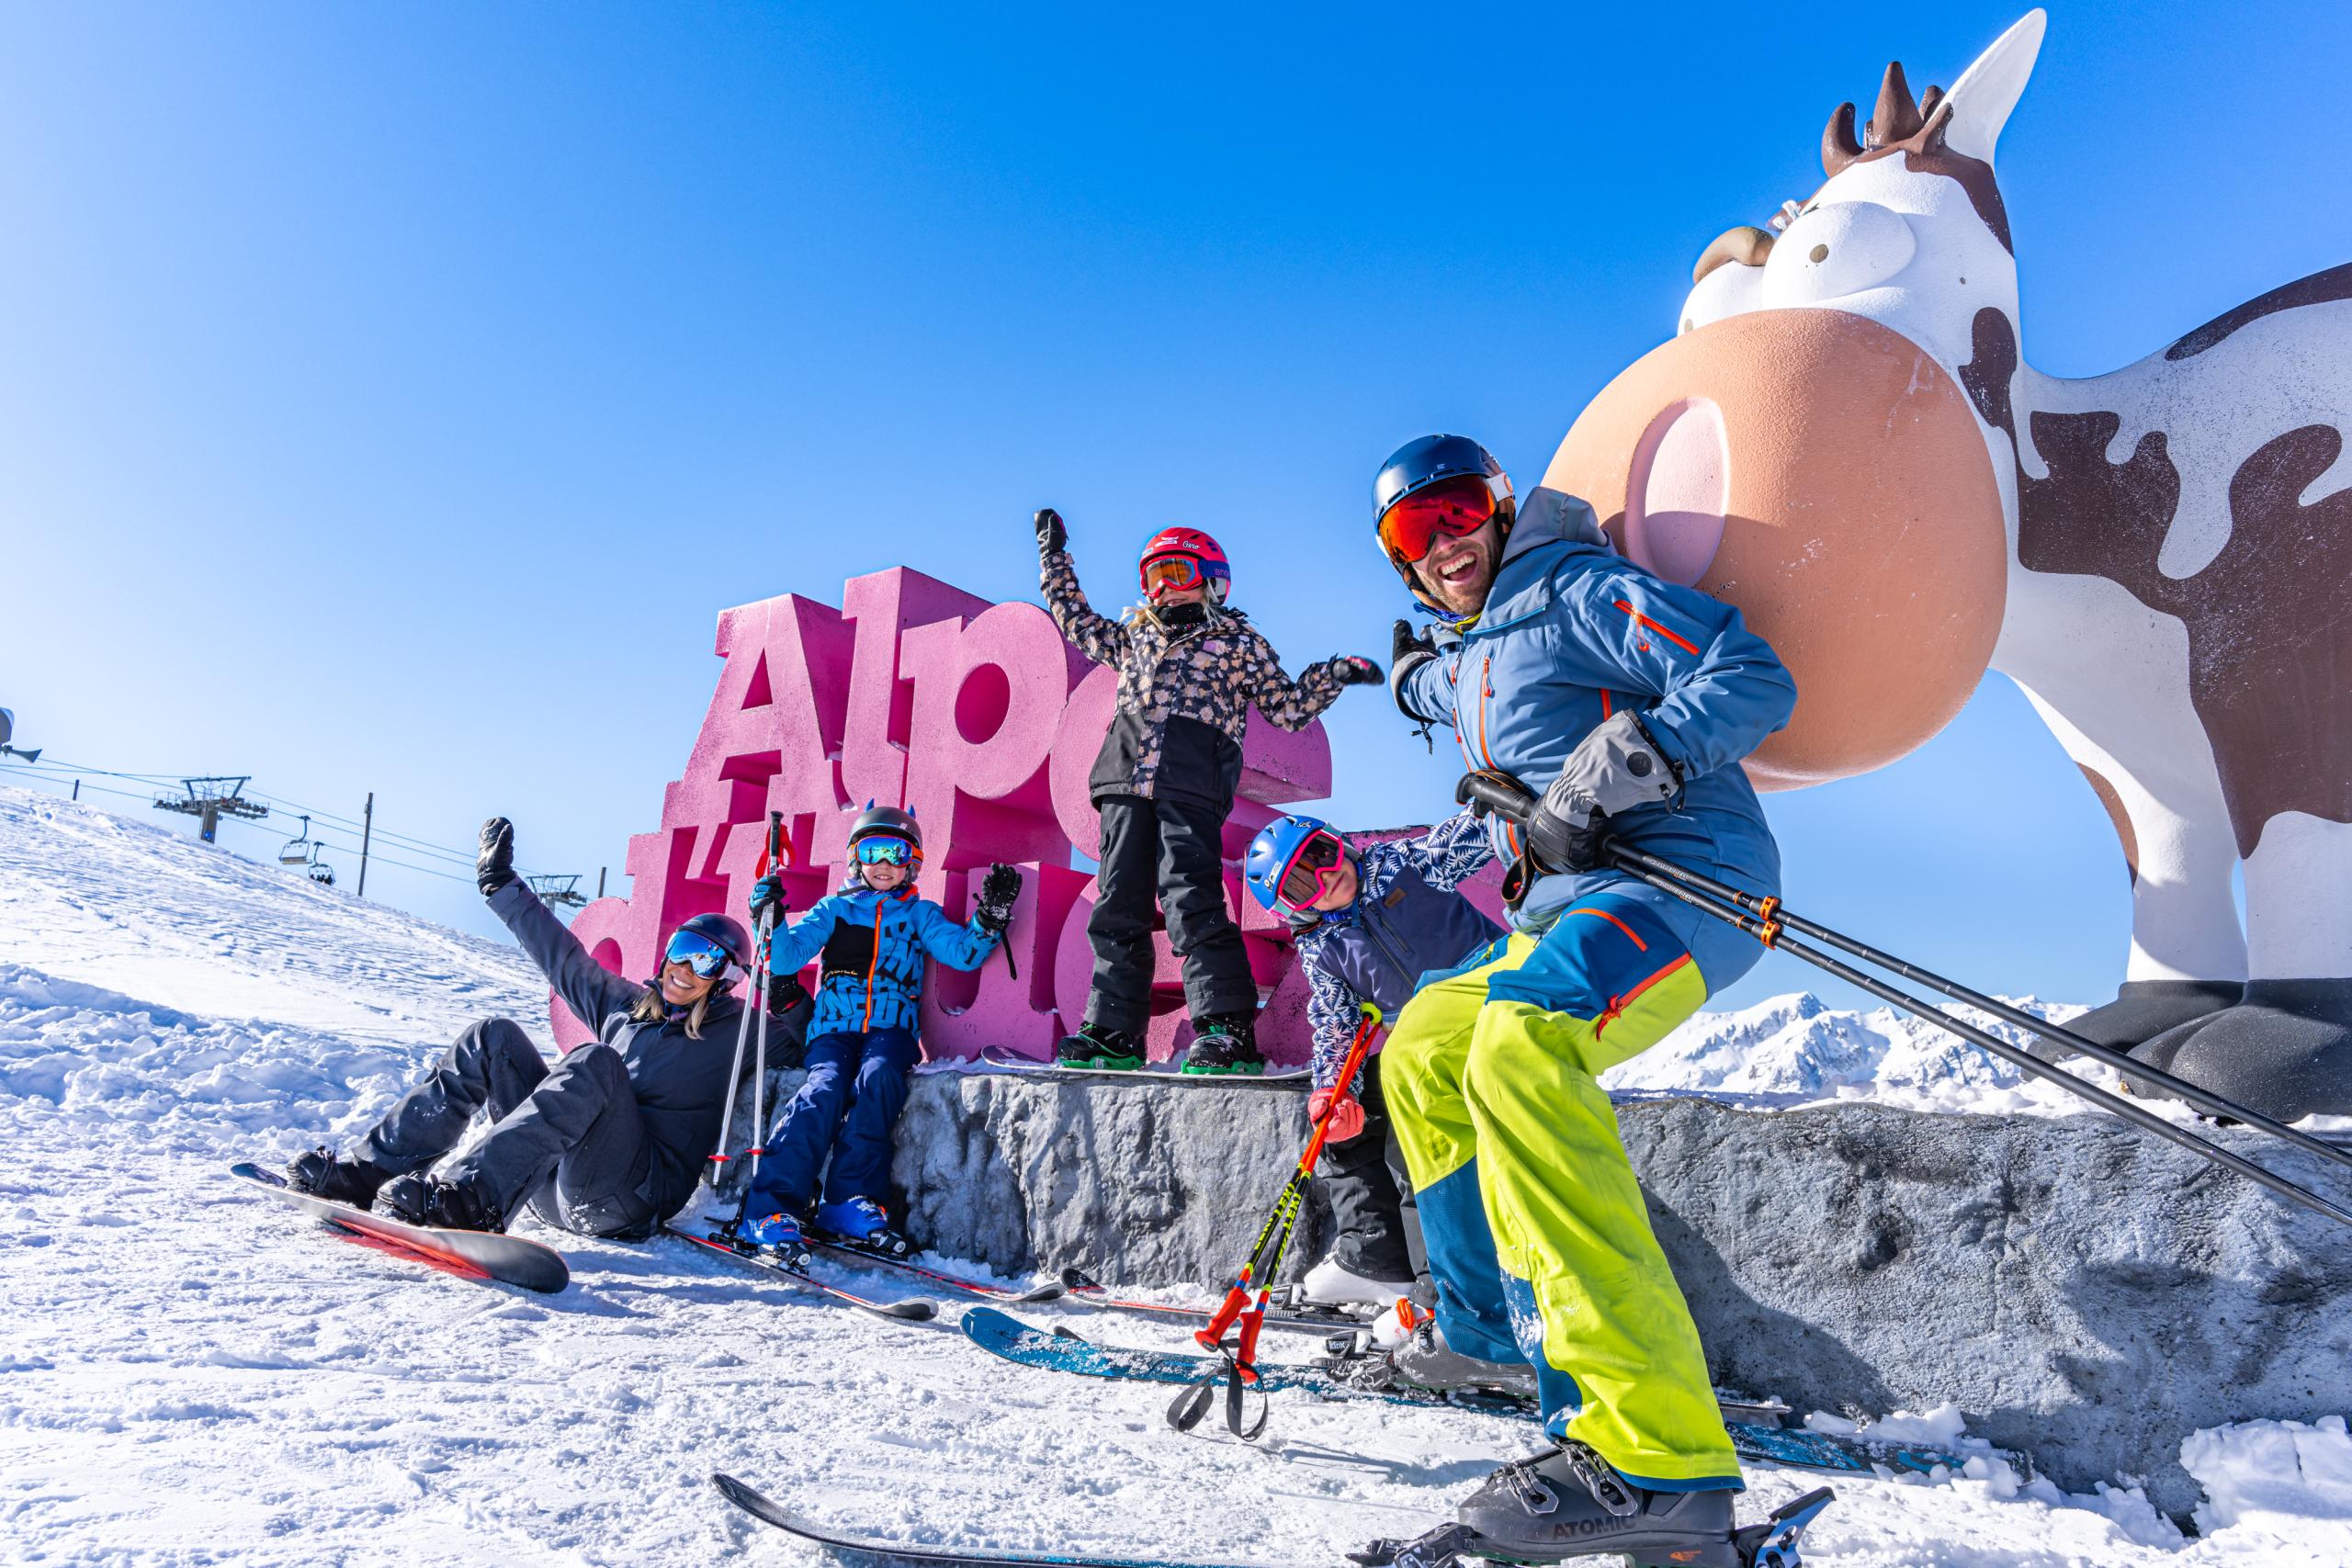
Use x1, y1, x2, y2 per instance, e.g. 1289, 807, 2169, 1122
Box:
488, 882, 745, 1219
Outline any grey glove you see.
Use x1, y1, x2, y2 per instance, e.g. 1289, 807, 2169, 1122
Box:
1035, 508, 1067, 554
1389, 619, 1443, 726
476, 818, 517, 897
1527, 712, 1680, 874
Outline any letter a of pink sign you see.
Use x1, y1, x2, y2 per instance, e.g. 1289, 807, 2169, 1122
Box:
559, 567, 1335, 1066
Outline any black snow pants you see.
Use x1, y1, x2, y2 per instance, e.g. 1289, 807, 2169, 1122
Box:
1084, 793, 1257, 1038
1314, 1052, 1426, 1288
362, 1017, 658, 1238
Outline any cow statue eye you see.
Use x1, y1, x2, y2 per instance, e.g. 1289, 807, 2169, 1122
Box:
1760, 201, 1917, 306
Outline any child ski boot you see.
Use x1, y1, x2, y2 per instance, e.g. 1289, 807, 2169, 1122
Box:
1182, 1013, 1264, 1075
735, 1207, 813, 1269
1056, 1023, 1144, 1070
1357, 1443, 1833, 1568
285, 1145, 391, 1211
1301, 1250, 1416, 1311
815, 1196, 914, 1260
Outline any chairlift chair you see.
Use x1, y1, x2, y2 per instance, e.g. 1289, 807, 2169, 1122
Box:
279, 815, 314, 865
306, 840, 336, 886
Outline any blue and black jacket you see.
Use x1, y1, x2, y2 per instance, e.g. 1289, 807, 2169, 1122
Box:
765, 876, 1001, 1040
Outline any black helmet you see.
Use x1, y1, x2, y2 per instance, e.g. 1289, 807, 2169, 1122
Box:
1373, 434, 1516, 600
667, 911, 752, 978
847, 803, 923, 868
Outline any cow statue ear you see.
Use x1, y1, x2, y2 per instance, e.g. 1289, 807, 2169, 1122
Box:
1941, 8, 2046, 164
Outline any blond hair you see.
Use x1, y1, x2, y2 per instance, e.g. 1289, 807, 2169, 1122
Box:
627, 979, 721, 1040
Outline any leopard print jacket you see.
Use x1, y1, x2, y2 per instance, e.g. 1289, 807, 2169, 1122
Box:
1042, 545, 1348, 800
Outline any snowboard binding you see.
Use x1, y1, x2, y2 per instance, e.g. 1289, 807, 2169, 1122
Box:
1351, 1485, 1834, 1568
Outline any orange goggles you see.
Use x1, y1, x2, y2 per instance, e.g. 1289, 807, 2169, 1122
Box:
1141, 554, 1206, 599
1377, 474, 1498, 566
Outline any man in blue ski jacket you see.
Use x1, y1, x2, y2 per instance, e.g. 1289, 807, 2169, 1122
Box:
1241, 809, 1499, 1309
1370, 434, 1797, 1565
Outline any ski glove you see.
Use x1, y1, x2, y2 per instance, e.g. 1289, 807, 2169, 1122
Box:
974, 863, 1023, 935
1330, 656, 1383, 686
1035, 507, 1067, 554
1306, 1086, 1366, 1144
476, 818, 518, 897
767, 974, 811, 1019
748, 873, 789, 927
1528, 711, 1680, 874
1389, 618, 1442, 723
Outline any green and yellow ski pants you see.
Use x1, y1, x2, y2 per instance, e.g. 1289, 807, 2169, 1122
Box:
1384, 884, 1744, 1490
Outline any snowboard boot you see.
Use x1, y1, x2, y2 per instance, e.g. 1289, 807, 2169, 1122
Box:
285, 1145, 391, 1210
815, 1196, 914, 1259
1452, 1442, 1739, 1565
1386, 1314, 1538, 1400
1302, 1251, 1416, 1311
378, 1173, 504, 1233
737, 1207, 813, 1269
1057, 1023, 1144, 1070
1182, 1013, 1265, 1076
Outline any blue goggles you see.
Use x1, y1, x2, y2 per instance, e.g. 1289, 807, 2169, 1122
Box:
854, 836, 914, 866
663, 928, 734, 977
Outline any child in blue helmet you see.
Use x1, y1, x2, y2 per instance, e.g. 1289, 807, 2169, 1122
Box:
733, 805, 1023, 1262
1244, 809, 1498, 1309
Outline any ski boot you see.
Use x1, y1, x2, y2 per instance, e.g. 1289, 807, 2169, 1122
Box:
1182, 1013, 1264, 1076
735, 1207, 813, 1269
378, 1173, 503, 1233
1385, 1314, 1538, 1400
814, 1196, 914, 1259
1356, 1443, 1833, 1568
285, 1145, 391, 1210
1056, 1023, 1144, 1070
1301, 1251, 1416, 1311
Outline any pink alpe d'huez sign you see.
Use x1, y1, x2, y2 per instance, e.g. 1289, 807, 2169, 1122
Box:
558, 566, 1459, 1066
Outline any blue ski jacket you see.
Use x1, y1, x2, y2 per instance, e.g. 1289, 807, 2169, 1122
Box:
1396, 488, 1796, 935
764, 876, 1001, 1040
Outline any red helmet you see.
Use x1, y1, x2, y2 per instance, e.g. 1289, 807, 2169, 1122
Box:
1137, 527, 1231, 604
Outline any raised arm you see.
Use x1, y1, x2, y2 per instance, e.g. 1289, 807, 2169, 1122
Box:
1035, 508, 1129, 668
1392, 619, 1460, 732
1398, 806, 1497, 893
476, 818, 645, 1032
1238, 631, 1379, 732
912, 897, 1002, 973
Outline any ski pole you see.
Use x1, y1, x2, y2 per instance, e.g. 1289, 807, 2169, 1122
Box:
707, 811, 788, 1193
1602, 839, 2352, 1179
1453, 771, 2352, 1235
1171, 1013, 1380, 1438
745, 811, 790, 1190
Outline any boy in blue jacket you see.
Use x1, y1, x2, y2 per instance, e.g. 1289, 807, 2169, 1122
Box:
733, 805, 1021, 1262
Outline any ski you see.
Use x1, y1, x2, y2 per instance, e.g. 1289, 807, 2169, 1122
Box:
230, 1161, 569, 1293
713, 1472, 1264, 1567
808, 1236, 1065, 1304
1059, 1267, 1374, 1335
662, 1223, 937, 1321
979, 1047, 1310, 1089
960, 1306, 1985, 1481
1350, 1486, 1837, 1568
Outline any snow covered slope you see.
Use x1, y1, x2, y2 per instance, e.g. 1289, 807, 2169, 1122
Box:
2, 785, 2346, 1567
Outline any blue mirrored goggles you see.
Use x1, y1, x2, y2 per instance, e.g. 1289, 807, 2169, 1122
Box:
853, 836, 915, 866
663, 928, 734, 977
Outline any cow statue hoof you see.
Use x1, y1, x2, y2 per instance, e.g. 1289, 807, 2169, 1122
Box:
2125, 981, 2352, 1122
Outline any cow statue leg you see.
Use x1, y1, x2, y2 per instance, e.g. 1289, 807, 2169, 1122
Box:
2132, 812, 2352, 1122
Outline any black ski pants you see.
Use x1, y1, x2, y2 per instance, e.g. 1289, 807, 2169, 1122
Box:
1084, 793, 1257, 1038
1315, 1052, 1426, 1287
361, 1017, 658, 1238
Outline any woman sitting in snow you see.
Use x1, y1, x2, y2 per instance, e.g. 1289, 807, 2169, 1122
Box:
283, 817, 809, 1237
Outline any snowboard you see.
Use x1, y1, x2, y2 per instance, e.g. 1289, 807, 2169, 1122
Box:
979, 1047, 1310, 1089
960, 1306, 1984, 1481
230, 1161, 570, 1293
713, 1472, 1256, 1568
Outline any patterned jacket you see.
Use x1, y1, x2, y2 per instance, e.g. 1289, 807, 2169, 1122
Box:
765, 875, 1000, 1040
1042, 545, 1351, 806
1295, 811, 1499, 1092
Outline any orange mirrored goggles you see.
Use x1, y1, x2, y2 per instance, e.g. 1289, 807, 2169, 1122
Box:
1377, 474, 1499, 567
1141, 554, 1207, 598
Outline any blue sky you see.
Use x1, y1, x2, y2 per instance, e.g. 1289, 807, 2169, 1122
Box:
4, 2, 2346, 1014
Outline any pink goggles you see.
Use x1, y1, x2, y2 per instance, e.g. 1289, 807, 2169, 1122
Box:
1274, 829, 1348, 912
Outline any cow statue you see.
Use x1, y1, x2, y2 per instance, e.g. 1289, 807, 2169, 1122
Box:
1544, 10, 2352, 1120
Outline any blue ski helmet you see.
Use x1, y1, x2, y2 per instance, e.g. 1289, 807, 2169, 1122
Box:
1244, 814, 1350, 913
1373, 434, 1515, 598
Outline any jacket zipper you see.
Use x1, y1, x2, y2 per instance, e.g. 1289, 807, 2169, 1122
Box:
1360, 899, 1416, 995
862, 900, 885, 1031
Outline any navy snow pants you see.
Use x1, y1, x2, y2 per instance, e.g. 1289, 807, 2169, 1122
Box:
741, 1025, 921, 1214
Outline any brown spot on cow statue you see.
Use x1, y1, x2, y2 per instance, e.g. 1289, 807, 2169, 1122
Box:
1543, 11, 2352, 1120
